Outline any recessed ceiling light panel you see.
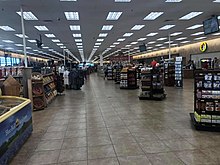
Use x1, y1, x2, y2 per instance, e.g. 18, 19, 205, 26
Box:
0, 26, 15, 31
70, 25, 81, 30
34, 26, 49, 31
159, 24, 175, 30
64, 12, 79, 20
17, 11, 38, 20
143, 12, 164, 20
45, 34, 56, 38
73, 33, 82, 37
179, 12, 203, 20
186, 24, 203, 30
102, 25, 113, 30
123, 33, 133, 37
106, 12, 122, 20
131, 25, 145, 30
146, 32, 158, 36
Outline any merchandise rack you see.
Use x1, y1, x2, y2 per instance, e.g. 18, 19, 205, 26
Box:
175, 57, 183, 88
114, 67, 121, 84
32, 73, 57, 110
139, 68, 166, 100
120, 68, 138, 89
164, 62, 175, 86
107, 66, 114, 80
191, 69, 220, 131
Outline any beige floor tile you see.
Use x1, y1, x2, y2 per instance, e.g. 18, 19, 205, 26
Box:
140, 141, 170, 154
88, 145, 116, 159
88, 158, 119, 165
36, 139, 63, 151
62, 137, 87, 149
118, 155, 152, 165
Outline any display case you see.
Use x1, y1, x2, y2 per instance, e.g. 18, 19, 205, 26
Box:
0, 96, 32, 165
107, 66, 114, 80
191, 69, 220, 130
114, 66, 121, 84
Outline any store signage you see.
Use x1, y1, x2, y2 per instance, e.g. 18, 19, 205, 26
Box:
200, 42, 208, 52
110, 55, 132, 62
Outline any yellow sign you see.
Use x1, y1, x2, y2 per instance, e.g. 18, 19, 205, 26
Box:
200, 42, 208, 52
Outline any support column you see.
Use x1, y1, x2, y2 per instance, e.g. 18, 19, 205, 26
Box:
168, 33, 171, 61
100, 54, 103, 67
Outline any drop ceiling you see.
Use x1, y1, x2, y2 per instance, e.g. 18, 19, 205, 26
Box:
0, 0, 220, 61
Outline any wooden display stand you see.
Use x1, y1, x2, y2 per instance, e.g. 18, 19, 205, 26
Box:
164, 62, 175, 86
120, 68, 138, 89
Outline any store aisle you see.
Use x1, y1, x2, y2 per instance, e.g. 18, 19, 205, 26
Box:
10, 74, 220, 165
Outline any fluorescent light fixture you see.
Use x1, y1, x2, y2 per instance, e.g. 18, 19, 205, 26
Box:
15, 34, 28, 38
155, 44, 163, 47
17, 50, 22, 52
117, 38, 125, 42
113, 42, 120, 45
164, 41, 173, 44
28, 40, 36, 43
148, 41, 156, 44
5, 47, 13, 50
159, 24, 175, 30
137, 38, 147, 41
102, 25, 113, 30
77, 46, 83, 48
181, 41, 191, 44
2, 40, 14, 43
52, 39, 61, 42
106, 12, 122, 20
130, 42, 138, 45
60, 0, 77, 1
213, 0, 220, 2
194, 37, 206, 40
186, 24, 203, 30
153, 48, 158, 51
60, 46, 66, 48
94, 46, 100, 48
26, 47, 32, 49
125, 45, 131, 47
45, 34, 55, 38
15, 44, 23, 47
17, 11, 38, 20
70, 25, 80, 30
76, 43, 83, 45
171, 43, 178, 46
144, 12, 164, 20
115, 0, 131, 2
160, 47, 166, 49
148, 47, 153, 49
97, 39, 104, 42
191, 31, 204, 36
0, 26, 15, 31
123, 33, 133, 37
33, 50, 39, 52
57, 43, 64, 46
64, 12, 79, 20
131, 25, 145, 30
179, 12, 203, 20
75, 39, 83, 42
147, 32, 158, 36
99, 33, 108, 37
34, 26, 49, 31
212, 32, 220, 35
170, 32, 183, 36
48, 49, 54, 51
95, 43, 101, 45
73, 33, 81, 37
176, 37, 187, 41
165, 0, 182, 2
157, 37, 167, 41
110, 45, 116, 48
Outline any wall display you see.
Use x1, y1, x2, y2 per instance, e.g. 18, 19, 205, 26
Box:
139, 68, 166, 100
175, 57, 183, 88
0, 96, 32, 165
191, 69, 220, 130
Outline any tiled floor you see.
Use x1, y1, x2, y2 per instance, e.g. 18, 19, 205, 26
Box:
10, 74, 220, 165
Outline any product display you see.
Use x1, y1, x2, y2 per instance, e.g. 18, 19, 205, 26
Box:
164, 62, 175, 86
175, 57, 183, 88
31, 73, 57, 110
139, 68, 166, 100
120, 68, 138, 89
191, 69, 220, 129
114, 66, 122, 84
107, 66, 114, 80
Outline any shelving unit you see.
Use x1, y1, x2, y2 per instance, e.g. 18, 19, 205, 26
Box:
191, 69, 220, 130
139, 68, 166, 100
107, 66, 114, 80
120, 68, 138, 89
114, 67, 121, 84
175, 57, 183, 88
164, 62, 175, 86
31, 73, 57, 110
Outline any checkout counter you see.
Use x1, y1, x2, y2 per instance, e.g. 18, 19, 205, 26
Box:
0, 96, 32, 165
